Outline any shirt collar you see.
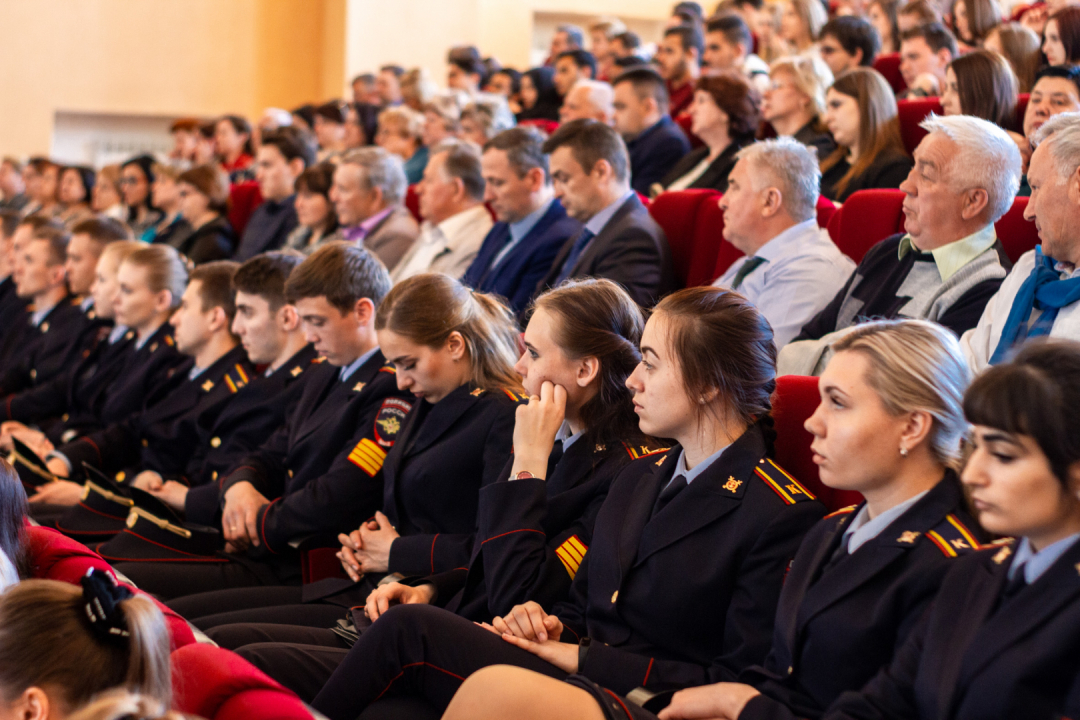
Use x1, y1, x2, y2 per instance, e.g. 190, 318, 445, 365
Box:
108, 325, 130, 344
584, 191, 634, 236
1009, 531, 1080, 584
80, 296, 95, 312
187, 364, 206, 380
30, 300, 59, 327
508, 198, 554, 244
897, 223, 997, 282
843, 489, 931, 553
358, 206, 394, 235
554, 420, 584, 452
430, 204, 490, 250
674, 442, 732, 486
754, 219, 821, 263
338, 344, 380, 381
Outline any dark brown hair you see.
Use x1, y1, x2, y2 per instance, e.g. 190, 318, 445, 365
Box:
542, 119, 630, 184
964, 339, 1080, 488
898, 0, 941, 25
285, 241, 391, 313
532, 278, 646, 449
696, 70, 763, 139
612, 66, 672, 115
954, 0, 1002, 43
988, 23, 1041, 92
652, 287, 777, 453
218, 115, 254, 155
169, 118, 200, 134
870, 0, 902, 51
177, 164, 230, 214
0, 580, 172, 710
233, 252, 303, 312
71, 217, 132, 245
0, 209, 20, 239
0, 459, 28, 579
375, 274, 524, 394
1051, 7, 1080, 64
188, 260, 239, 325
947, 50, 1019, 131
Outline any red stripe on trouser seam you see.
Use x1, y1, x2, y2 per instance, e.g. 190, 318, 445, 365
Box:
605, 689, 636, 719
643, 657, 654, 685
373, 662, 467, 701
430, 533, 439, 574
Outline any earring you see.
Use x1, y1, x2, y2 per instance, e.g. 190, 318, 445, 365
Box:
899, 446, 909, 457
698, 397, 706, 404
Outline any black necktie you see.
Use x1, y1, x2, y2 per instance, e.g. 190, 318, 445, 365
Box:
1002, 565, 1028, 601
549, 439, 565, 468
731, 256, 766, 290
820, 533, 852, 576
554, 229, 595, 284
652, 475, 687, 517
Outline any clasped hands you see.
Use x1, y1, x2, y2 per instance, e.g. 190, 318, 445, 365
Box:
337, 510, 400, 580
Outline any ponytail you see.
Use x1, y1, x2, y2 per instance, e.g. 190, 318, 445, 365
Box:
68, 690, 188, 720
375, 274, 524, 393
0, 458, 29, 580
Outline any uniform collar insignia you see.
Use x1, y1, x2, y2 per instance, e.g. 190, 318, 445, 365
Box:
897, 531, 921, 544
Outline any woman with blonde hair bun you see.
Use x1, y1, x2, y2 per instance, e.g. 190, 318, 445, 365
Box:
762, 55, 837, 159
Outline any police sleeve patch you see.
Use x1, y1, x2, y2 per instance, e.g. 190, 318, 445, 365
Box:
374, 397, 413, 448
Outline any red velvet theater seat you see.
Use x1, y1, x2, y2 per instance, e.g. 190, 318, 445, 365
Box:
873, 53, 906, 94
405, 184, 421, 223
897, 97, 943, 156
648, 189, 720, 287
994, 196, 1038, 264
827, 189, 907, 264
772, 375, 863, 512
172, 644, 313, 720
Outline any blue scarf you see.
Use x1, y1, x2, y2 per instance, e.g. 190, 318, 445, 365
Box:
989, 245, 1080, 364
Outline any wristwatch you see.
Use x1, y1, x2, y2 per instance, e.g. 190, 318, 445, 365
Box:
512, 470, 536, 481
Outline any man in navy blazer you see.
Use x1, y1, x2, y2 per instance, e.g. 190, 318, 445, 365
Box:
462, 128, 581, 318
613, 67, 691, 196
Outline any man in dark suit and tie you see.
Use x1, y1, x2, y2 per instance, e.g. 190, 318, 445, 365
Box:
462, 127, 581, 318
534, 119, 676, 308
612, 67, 691, 195
233, 127, 313, 261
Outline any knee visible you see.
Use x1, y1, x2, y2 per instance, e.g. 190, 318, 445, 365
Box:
444, 666, 539, 720
205, 623, 269, 650
370, 601, 451, 637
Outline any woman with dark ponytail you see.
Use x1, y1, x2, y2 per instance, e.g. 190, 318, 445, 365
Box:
308, 287, 826, 720
0, 458, 27, 589
0, 569, 172, 717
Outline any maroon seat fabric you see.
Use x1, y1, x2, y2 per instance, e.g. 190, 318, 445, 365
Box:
649, 189, 718, 287
897, 97, 943, 156
873, 53, 906, 94
995, 196, 1038, 264
827, 189, 907, 264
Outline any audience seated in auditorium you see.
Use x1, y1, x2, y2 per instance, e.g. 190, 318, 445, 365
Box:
1018, 66, 1080, 194
234, 127, 313, 261
285, 163, 340, 255
305, 288, 824, 719
174, 165, 236, 263
941, 49, 1021, 135
559, 79, 615, 125
658, 71, 763, 195
612, 67, 691, 196
313, 102, 348, 161
377, 106, 428, 184
351, 73, 378, 106
553, 50, 597, 98
610, 30, 645, 61
0, 157, 27, 213
962, 113, 1080, 371
518, 67, 562, 122
590, 18, 627, 81
703, 14, 771, 94
897, 22, 958, 98
119, 156, 162, 238
215, 115, 256, 184
897, 0, 941, 34
392, 140, 493, 282
460, 96, 517, 146
376, 64, 406, 106
447, 48, 487, 95
463, 128, 580, 317
22, 157, 60, 219
487, 67, 523, 113
780, 0, 828, 56
951, 0, 1000, 49
1043, 7, 1080, 67
332, 147, 418, 272
781, 113, 1018, 375
656, 24, 703, 118
57, 166, 95, 228
143, 164, 193, 248
549, 23, 585, 64
820, 15, 881, 77
868, 0, 901, 53
714, 138, 855, 348
763, 55, 837, 160
820, 67, 912, 202
535, 119, 675, 307
985, 22, 1041, 92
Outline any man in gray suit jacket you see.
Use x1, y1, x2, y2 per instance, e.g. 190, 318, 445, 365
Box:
331, 147, 420, 273
535, 119, 676, 307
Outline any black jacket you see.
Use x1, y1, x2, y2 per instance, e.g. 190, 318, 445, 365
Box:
233, 195, 299, 261
739, 473, 987, 720
178, 216, 237, 264
826, 536, 1080, 720
384, 383, 523, 577
820, 152, 913, 204
535, 195, 676, 309
0, 295, 95, 396
554, 426, 826, 696
626, 116, 692, 196
658, 137, 753, 194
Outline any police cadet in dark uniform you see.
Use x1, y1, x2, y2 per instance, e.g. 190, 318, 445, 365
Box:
198, 280, 663, 694
34, 261, 252, 511
0, 210, 29, 346
0, 216, 55, 368
0, 222, 92, 395
303, 288, 824, 720
818, 340, 1080, 720
111, 245, 410, 598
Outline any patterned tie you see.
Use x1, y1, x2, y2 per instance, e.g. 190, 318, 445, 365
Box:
731, 256, 767, 290
553, 229, 596, 285
652, 475, 688, 517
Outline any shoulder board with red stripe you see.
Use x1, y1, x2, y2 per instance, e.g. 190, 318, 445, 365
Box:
754, 458, 817, 505
824, 505, 858, 519
622, 442, 670, 460
555, 534, 588, 579
312, 356, 328, 364
923, 513, 988, 558
379, 364, 396, 373
163, 335, 175, 346
502, 388, 527, 402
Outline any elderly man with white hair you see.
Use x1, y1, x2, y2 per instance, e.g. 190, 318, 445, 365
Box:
779, 113, 1019, 375
558, 79, 615, 125
962, 112, 1080, 371
713, 137, 854, 348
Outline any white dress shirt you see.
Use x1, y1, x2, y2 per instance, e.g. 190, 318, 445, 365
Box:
391, 204, 494, 283
961, 249, 1080, 373
714, 219, 856, 348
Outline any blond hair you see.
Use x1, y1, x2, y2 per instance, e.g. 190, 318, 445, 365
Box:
770, 54, 834, 120
833, 319, 970, 467
69, 690, 191, 720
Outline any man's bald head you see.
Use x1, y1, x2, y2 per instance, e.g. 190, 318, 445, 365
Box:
559, 80, 615, 125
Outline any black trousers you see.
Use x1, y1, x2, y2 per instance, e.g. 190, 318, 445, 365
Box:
311, 603, 567, 720
112, 559, 285, 601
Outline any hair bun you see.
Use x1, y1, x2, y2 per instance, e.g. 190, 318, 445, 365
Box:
80, 568, 133, 642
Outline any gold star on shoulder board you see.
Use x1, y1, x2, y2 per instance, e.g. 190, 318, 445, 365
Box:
897, 531, 921, 544
201, 379, 214, 391
993, 545, 1013, 565
291, 366, 303, 377
125, 330, 134, 340
470, 387, 485, 396
353, 381, 366, 392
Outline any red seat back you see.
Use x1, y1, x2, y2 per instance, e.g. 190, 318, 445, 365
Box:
172, 644, 312, 720
816, 195, 837, 230
1016, 93, 1030, 130
873, 53, 906, 94
649, 189, 718, 286
772, 375, 863, 512
518, 119, 560, 136
227, 181, 263, 240
994, 196, 1038, 264
405, 184, 421, 223
302, 546, 348, 584
897, 97, 943, 155
675, 112, 704, 149
827, 189, 907, 263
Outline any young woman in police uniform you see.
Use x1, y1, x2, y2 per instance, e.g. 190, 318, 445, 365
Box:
308, 287, 825, 720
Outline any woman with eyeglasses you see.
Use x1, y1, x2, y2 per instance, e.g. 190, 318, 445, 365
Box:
761, 56, 837, 161
119, 156, 163, 238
